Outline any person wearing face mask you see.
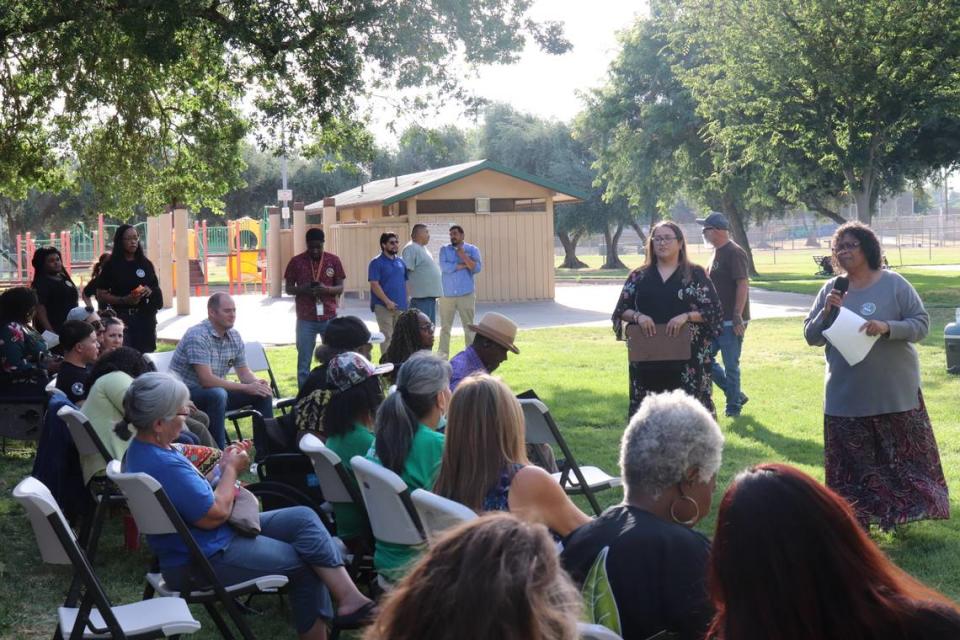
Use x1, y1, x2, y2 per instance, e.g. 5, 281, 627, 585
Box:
365, 352, 451, 581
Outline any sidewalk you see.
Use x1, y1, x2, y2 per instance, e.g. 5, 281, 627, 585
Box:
156, 283, 815, 346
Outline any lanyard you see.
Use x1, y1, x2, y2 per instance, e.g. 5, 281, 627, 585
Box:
310, 253, 326, 282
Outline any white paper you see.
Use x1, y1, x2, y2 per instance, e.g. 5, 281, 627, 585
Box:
41, 330, 60, 349
822, 307, 880, 366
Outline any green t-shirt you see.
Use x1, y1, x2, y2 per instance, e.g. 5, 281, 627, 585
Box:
324, 423, 375, 541
79, 371, 134, 484
366, 423, 445, 581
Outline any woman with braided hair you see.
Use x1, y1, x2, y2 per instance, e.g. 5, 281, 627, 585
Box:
380, 309, 435, 381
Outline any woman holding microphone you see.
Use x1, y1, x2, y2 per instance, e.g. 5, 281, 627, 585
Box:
803, 221, 947, 530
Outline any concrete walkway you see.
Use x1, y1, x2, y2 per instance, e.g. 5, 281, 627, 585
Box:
156, 283, 815, 346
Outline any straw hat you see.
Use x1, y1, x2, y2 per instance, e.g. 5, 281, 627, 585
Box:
467, 312, 520, 354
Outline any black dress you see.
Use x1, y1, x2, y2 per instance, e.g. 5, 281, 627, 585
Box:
97, 256, 163, 353
33, 275, 79, 334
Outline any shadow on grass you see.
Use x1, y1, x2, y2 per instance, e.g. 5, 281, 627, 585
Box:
725, 414, 823, 468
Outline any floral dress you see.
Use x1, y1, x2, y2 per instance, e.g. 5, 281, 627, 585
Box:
0, 321, 49, 375
612, 265, 722, 418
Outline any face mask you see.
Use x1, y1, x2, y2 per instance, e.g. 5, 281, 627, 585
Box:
436, 414, 447, 433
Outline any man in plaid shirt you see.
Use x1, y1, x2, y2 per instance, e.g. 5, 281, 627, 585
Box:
169, 293, 273, 451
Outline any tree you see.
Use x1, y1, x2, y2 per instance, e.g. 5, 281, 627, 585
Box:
675, 0, 960, 224
1, 1, 570, 209
391, 125, 471, 176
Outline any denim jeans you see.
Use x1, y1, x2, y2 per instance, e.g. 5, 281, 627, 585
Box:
710, 322, 746, 415
187, 385, 274, 450
164, 506, 341, 634
296, 318, 330, 390
409, 297, 437, 324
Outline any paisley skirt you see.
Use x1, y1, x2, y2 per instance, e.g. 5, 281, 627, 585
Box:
824, 391, 949, 530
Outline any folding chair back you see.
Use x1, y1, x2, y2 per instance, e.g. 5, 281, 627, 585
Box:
15, 476, 202, 639
299, 433, 360, 504
520, 398, 560, 447
145, 350, 175, 374
578, 622, 625, 640
350, 456, 426, 546
410, 489, 477, 540
243, 341, 283, 398
58, 405, 113, 465
105, 460, 177, 535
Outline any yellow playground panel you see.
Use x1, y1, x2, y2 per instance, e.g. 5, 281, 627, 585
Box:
228, 217, 263, 250
227, 249, 263, 282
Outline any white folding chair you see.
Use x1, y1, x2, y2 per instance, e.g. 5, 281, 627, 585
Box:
13, 476, 201, 639
106, 461, 287, 640
578, 622, 625, 640
520, 398, 622, 516
144, 350, 174, 374
410, 489, 477, 540
299, 434, 369, 522
223, 341, 295, 443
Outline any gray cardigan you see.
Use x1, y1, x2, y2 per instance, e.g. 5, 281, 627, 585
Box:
803, 271, 929, 417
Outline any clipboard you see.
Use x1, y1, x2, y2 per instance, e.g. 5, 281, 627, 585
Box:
626, 323, 692, 362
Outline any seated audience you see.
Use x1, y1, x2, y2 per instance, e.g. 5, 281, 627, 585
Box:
0, 286, 54, 377
433, 374, 589, 537
97, 314, 125, 356
65, 304, 102, 330
561, 389, 724, 640
364, 513, 581, 640
706, 463, 960, 640
55, 320, 100, 404
80, 347, 213, 483
448, 312, 518, 390
322, 352, 391, 544
121, 372, 374, 640
380, 309, 435, 379
168, 292, 273, 450
366, 352, 450, 581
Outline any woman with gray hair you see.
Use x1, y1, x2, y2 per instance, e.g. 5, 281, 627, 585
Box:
366, 351, 451, 581
561, 389, 723, 640
122, 372, 374, 640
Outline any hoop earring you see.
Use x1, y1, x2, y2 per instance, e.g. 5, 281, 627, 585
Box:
670, 495, 700, 526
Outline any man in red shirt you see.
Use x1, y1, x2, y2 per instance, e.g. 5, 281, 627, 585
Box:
284, 228, 345, 389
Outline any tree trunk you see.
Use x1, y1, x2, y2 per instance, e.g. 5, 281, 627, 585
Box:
557, 230, 588, 269
629, 220, 648, 246
721, 198, 757, 277
601, 222, 627, 269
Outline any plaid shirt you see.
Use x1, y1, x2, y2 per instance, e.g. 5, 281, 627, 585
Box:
170, 319, 246, 387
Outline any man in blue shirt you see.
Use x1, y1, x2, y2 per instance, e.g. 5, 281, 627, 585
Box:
367, 232, 408, 354
438, 225, 482, 358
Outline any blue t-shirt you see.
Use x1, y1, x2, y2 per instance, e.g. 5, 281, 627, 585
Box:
125, 438, 234, 568
367, 253, 408, 310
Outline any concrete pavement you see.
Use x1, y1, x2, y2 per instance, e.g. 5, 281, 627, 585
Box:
156, 283, 815, 346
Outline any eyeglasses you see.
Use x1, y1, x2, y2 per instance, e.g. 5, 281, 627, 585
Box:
652, 236, 677, 244
833, 241, 860, 253
419, 323, 435, 332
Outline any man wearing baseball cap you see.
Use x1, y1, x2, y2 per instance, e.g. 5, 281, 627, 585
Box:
448, 312, 519, 391
696, 211, 750, 417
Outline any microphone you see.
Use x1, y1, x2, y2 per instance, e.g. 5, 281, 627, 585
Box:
823, 276, 849, 329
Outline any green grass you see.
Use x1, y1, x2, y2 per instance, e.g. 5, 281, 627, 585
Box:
3, 312, 960, 637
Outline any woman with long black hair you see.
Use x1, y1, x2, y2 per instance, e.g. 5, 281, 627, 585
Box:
96, 224, 163, 353
30, 246, 79, 335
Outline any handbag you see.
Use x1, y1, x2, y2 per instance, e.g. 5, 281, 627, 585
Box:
228, 485, 262, 537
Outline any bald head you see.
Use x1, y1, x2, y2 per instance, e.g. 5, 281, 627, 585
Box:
207, 293, 237, 333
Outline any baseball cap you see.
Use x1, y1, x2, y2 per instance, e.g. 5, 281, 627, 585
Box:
327, 352, 394, 391
66, 306, 94, 323
695, 212, 730, 230
322, 316, 385, 349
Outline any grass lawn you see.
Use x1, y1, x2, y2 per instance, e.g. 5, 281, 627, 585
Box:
3, 311, 960, 637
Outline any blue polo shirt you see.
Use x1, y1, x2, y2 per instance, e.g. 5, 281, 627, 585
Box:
439, 243, 482, 297
368, 253, 408, 310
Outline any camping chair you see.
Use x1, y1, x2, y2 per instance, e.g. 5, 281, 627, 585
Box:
410, 489, 477, 541
578, 622, 625, 640
106, 461, 288, 640
13, 476, 201, 640
145, 350, 175, 374
57, 406, 126, 564
299, 434, 375, 578
519, 398, 622, 516
813, 255, 834, 276
224, 341, 295, 441
350, 456, 427, 586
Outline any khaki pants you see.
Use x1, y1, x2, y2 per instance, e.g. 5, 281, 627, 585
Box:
374, 305, 403, 356
438, 293, 476, 359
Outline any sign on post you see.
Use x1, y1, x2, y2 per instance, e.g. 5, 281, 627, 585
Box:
277, 189, 293, 202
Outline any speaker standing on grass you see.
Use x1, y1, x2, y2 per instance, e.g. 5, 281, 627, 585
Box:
803, 221, 947, 530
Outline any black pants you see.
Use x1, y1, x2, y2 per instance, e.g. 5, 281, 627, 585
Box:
628, 362, 684, 418
123, 311, 158, 353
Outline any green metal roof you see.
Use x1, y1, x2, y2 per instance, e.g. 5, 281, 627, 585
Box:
305, 159, 588, 211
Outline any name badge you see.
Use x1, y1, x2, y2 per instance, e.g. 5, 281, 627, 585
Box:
136, 268, 146, 278
316, 303, 325, 317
